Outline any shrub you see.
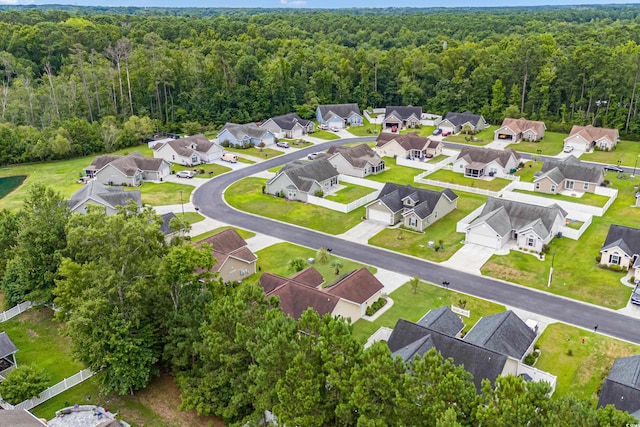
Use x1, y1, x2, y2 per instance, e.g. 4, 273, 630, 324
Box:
366, 298, 387, 316
221, 140, 230, 147
199, 168, 205, 174
567, 349, 573, 357
524, 353, 537, 366
541, 244, 550, 254
258, 141, 266, 148
595, 254, 602, 263
261, 185, 266, 194
0, 364, 49, 404
314, 189, 324, 197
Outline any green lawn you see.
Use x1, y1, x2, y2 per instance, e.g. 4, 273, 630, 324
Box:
425, 169, 512, 192
511, 131, 567, 156
191, 226, 256, 242
285, 139, 315, 149
366, 157, 423, 186
2, 308, 85, 385
426, 154, 449, 164
368, 192, 487, 262
224, 146, 282, 160
398, 125, 436, 137
443, 126, 498, 145
225, 177, 365, 235
515, 160, 543, 181
176, 212, 205, 224
351, 280, 506, 343
346, 118, 381, 137
512, 189, 609, 207
236, 157, 256, 164
171, 163, 232, 177
581, 139, 640, 167
0, 175, 26, 199
535, 323, 640, 403
130, 182, 194, 206
325, 183, 376, 203
256, 242, 376, 285
309, 130, 340, 140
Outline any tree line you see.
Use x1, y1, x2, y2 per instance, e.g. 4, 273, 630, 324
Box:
2, 6, 640, 165
0, 184, 635, 425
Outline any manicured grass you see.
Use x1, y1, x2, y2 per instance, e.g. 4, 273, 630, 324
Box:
512, 189, 609, 207
131, 182, 194, 206
0, 175, 26, 199
426, 154, 448, 164
565, 219, 584, 229
170, 163, 232, 178
511, 131, 567, 156
309, 130, 340, 140
224, 146, 282, 159
256, 242, 376, 285
535, 323, 640, 403
2, 308, 84, 385
176, 212, 205, 225
191, 226, 256, 242
425, 169, 512, 192
398, 125, 436, 137
325, 183, 376, 203
346, 118, 381, 137
283, 139, 314, 149
368, 192, 487, 262
343, 141, 376, 148
581, 139, 640, 167
225, 177, 365, 235
443, 126, 498, 145
236, 157, 256, 164
515, 160, 543, 181
351, 280, 506, 343
366, 157, 423, 186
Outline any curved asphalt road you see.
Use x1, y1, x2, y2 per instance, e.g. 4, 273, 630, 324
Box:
194, 137, 640, 345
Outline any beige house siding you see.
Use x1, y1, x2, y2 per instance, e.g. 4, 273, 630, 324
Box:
501, 358, 519, 377
333, 299, 362, 322
564, 134, 591, 152
425, 143, 442, 157
595, 136, 616, 151
95, 164, 139, 186
376, 140, 406, 158
366, 202, 395, 224
600, 246, 633, 269
534, 176, 561, 194
329, 154, 364, 177
218, 257, 256, 283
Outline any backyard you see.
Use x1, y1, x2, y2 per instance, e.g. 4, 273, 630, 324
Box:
325, 183, 376, 203
425, 169, 512, 192
345, 118, 381, 137
351, 280, 505, 343
512, 189, 609, 208
128, 182, 194, 206
224, 177, 366, 235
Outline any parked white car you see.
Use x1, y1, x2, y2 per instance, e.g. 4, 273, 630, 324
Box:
176, 170, 195, 178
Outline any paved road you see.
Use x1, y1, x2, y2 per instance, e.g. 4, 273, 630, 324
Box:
193, 138, 640, 345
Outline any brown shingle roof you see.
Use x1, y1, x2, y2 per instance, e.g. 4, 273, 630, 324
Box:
500, 118, 546, 135
456, 146, 520, 168
291, 266, 325, 288
157, 134, 216, 157
259, 272, 289, 294
568, 125, 618, 144
327, 144, 383, 168
325, 268, 383, 304
268, 282, 339, 319
199, 229, 257, 272
88, 152, 166, 177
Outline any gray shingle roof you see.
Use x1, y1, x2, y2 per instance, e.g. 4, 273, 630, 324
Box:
384, 106, 422, 121
317, 103, 361, 121
88, 152, 166, 177
601, 224, 640, 256
327, 144, 384, 168
597, 355, 640, 414
538, 155, 604, 184
220, 122, 271, 140
418, 306, 464, 337
160, 212, 178, 235
267, 113, 312, 131
376, 183, 457, 220
387, 319, 507, 391
278, 159, 339, 192
456, 146, 521, 168
68, 180, 142, 213
463, 311, 536, 360
444, 111, 484, 127
376, 132, 439, 151
0, 332, 17, 358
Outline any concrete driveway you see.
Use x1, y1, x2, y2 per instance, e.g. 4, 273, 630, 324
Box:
337, 219, 388, 244
441, 243, 496, 274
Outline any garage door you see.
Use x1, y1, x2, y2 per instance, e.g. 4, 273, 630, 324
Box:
439, 125, 454, 134
367, 207, 392, 224
465, 230, 501, 249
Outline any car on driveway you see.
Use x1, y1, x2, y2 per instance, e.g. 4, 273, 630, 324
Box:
604, 164, 624, 172
441, 131, 451, 137
563, 145, 574, 153
276, 141, 290, 148
432, 128, 443, 136
330, 127, 340, 132
176, 170, 195, 178
632, 282, 640, 306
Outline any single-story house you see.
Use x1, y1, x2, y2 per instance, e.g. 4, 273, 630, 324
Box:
534, 155, 604, 194
382, 106, 422, 130
198, 228, 257, 283
365, 183, 458, 231
159, 212, 187, 243
84, 152, 171, 186
439, 111, 486, 134
260, 113, 314, 139
494, 118, 546, 142
153, 134, 223, 166
316, 103, 363, 129
465, 197, 567, 251
463, 310, 537, 362
417, 306, 464, 338
259, 267, 384, 322
0, 409, 48, 427
217, 123, 276, 148
0, 332, 18, 379
597, 355, 640, 420
600, 224, 640, 283
453, 146, 521, 178
375, 132, 443, 159
266, 159, 339, 202
563, 125, 619, 153
68, 180, 142, 215
319, 144, 385, 177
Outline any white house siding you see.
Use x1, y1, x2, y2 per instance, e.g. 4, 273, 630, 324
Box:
260, 120, 285, 139
452, 158, 469, 174
494, 126, 517, 142
219, 258, 256, 283
517, 230, 545, 252
202, 145, 223, 162
376, 140, 406, 158
328, 155, 364, 177
465, 223, 504, 249
366, 202, 394, 224
501, 358, 520, 377
595, 137, 615, 151
600, 246, 633, 269
95, 164, 138, 186
564, 135, 590, 152
438, 120, 457, 134
327, 116, 346, 129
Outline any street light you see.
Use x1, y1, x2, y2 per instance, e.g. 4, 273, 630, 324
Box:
547, 251, 556, 288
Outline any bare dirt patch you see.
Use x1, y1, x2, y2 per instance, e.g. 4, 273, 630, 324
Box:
26, 328, 39, 338
482, 263, 537, 284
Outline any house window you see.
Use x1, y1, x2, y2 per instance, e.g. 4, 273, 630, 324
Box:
600, 141, 607, 149
583, 182, 589, 190
566, 180, 574, 189
408, 217, 417, 227
434, 211, 438, 219
535, 182, 540, 190
527, 237, 535, 247
551, 185, 556, 192
172, 155, 175, 160
609, 253, 620, 265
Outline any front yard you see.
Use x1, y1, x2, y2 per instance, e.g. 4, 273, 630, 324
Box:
443, 125, 498, 145
345, 118, 381, 137
225, 177, 365, 235
351, 280, 505, 343
398, 125, 437, 136
325, 183, 376, 203
223, 146, 282, 160
366, 157, 424, 186
171, 163, 232, 177
510, 131, 567, 156
309, 130, 341, 140
581, 139, 640, 167
425, 169, 512, 192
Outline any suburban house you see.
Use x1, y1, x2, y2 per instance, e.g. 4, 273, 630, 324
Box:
439, 111, 486, 134
599, 224, 640, 283
217, 122, 276, 148
563, 125, 619, 152
386, 309, 554, 392
319, 144, 385, 177
84, 152, 171, 186
534, 155, 605, 194
316, 103, 363, 129
417, 306, 464, 338
375, 132, 443, 159
68, 180, 142, 215
259, 267, 384, 322
260, 113, 314, 139
0, 332, 18, 379
198, 228, 257, 283
453, 146, 521, 178
0, 409, 48, 427
494, 118, 546, 142
382, 106, 422, 131
463, 311, 537, 361
365, 183, 458, 231
597, 356, 640, 420
465, 198, 567, 251
159, 212, 187, 243
152, 134, 223, 166
266, 159, 339, 202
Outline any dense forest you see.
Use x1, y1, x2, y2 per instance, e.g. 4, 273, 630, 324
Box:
1, 6, 640, 163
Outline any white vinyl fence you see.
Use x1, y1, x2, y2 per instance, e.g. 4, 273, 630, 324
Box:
0, 301, 32, 322
308, 190, 380, 213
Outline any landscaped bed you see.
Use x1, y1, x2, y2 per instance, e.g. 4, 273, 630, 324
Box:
225, 177, 365, 235
424, 169, 512, 192
443, 125, 498, 145
325, 183, 376, 203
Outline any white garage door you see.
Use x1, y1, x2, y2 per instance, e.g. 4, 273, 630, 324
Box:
439, 124, 455, 133
292, 128, 303, 138
465, 230, 501, 249
367, 207, 392, 224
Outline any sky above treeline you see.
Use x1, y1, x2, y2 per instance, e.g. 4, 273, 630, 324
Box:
0, 0, 633, 9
